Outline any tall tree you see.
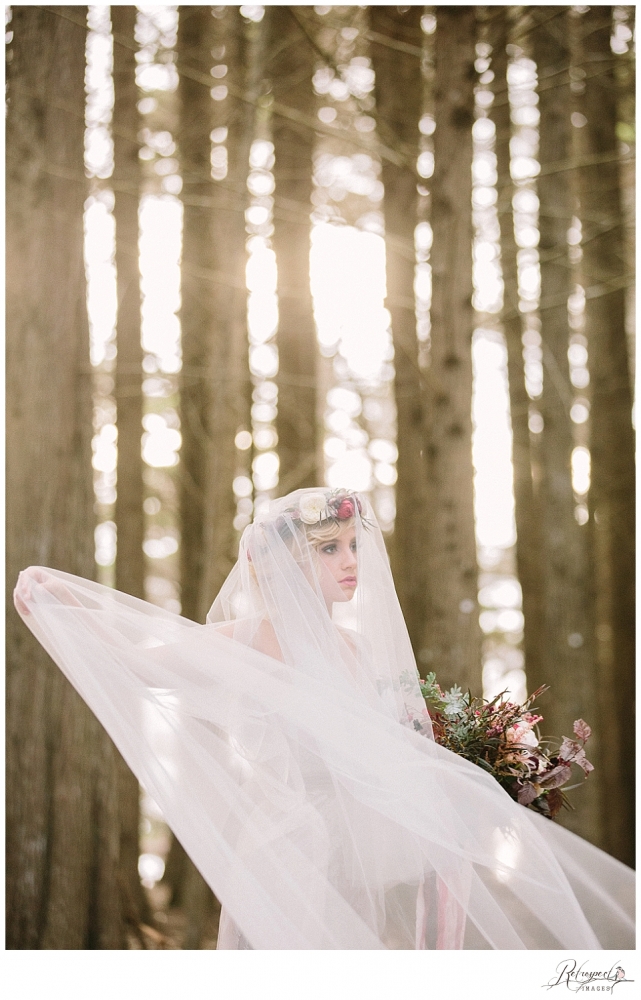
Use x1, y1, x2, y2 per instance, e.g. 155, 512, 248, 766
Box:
111, 5, 151, 929
112, 4, 144, 603
487, 11, 545, 691
420, 7, 481, 693
178, 5, 251, 627
573, 6, 635, 866
370, 6, 429, 657
266, 6, 320, 492
175, 4, 252, 947
6, 7, 124, 947
529, 7, 601, 844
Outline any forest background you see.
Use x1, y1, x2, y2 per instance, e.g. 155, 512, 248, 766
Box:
5, 4, 636, 950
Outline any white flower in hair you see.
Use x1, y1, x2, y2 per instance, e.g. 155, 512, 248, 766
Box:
298, 492, 329, 524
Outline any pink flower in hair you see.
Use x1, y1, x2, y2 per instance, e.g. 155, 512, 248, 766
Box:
336, 498, 355, 519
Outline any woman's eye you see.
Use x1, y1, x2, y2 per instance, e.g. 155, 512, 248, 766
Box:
322, 545, 336, 554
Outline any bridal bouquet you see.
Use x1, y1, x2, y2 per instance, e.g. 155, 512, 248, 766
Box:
419, 674, 594, 819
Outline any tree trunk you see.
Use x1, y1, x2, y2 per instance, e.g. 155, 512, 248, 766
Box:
177, 5, 218, 628
178, 5, 251, 625
574, 6, 635, 866
615, 7, 635, 388
420, 7, 481, 693
370, 6, 429, 658
487, 12, 545, 690
113, 1, 144, 600
530, 8, 602, 845
111, 4, 151, 929
6, 6, 124, 948
267, 6, 320, 493
175, 4, 252, 946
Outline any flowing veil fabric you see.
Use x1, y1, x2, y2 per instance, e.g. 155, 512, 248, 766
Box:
14, 488, 634, 949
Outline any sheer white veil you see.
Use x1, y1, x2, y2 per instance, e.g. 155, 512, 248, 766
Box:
207, 488, 432, 737
13, 486, 635, 950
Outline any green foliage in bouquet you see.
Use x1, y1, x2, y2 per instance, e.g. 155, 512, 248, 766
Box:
419, 674, 594, 819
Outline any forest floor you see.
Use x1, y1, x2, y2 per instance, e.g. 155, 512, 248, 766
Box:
129, 805, 222, 949
126, 883, 221, 949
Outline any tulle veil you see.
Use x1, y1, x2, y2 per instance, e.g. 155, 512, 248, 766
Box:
13, 487, 634, 949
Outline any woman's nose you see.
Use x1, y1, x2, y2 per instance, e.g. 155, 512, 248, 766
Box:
342, 547, 356, 568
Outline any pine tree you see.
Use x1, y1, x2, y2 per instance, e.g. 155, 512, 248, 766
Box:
420, 6, 481, 693
487, 10, 545, 692
574, 6, 635, 865
370, 6, 429, 656
530, 6, 601, 844
174, 4, 252, 946
6, 6, 124, 947
111, 4, 152, 930
178, 6, 252, 626
266, 6, 320, 492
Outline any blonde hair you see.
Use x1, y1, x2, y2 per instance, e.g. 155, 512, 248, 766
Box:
305, 516, 355, 546
246, 513, 355, 573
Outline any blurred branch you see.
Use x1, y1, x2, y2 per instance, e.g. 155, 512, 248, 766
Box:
285, 6, 341, 73
501, 274, 634, 325
8, 82, 87, 125
364, 29, 422, 58
539, 149, 634, 177
47, 6, 629, 185
177, 60, 409, 170
491, 58, 625, 110
44, 4, 414, 172
40, 5, 89, 32
481, 4, 568, 42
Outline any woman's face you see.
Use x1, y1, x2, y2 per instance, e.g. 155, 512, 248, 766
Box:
314, 525, 358, 604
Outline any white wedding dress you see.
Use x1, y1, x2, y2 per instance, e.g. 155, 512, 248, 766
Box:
14, 489, 635, 949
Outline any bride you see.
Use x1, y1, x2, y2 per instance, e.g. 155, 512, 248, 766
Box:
14, 487, 635, 950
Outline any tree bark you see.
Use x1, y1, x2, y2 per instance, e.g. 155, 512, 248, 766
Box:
487, 12, 545, 691
6, 6, 124, 948
370, 6, 429, 658
111, 4, 151, 929
178, 5, 251, 626
574, 6, 635, 866
420, 7, 481, 693
175, 4, 252, 947
615, 7, 635, 388
266, 6, 320, 493
113, 5, 144, 599
530, 7, 602, 845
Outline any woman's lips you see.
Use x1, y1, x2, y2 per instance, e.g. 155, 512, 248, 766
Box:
340, 577, 357, 586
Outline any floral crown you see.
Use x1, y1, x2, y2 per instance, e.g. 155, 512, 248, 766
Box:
289, 489, 365, 528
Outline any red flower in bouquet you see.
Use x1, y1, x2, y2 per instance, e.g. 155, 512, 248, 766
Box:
419, 675, 594, 820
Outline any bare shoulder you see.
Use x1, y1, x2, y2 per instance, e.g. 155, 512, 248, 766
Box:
252, 619, 284, 662
211, 617, 284, 663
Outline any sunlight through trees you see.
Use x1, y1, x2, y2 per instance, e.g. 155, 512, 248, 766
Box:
6, 4, 635, 948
